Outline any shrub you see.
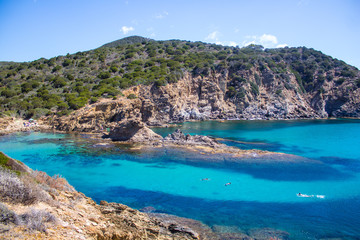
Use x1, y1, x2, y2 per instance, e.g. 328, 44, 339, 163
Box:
227, 86, 237, 97
336, 78, 345, 85
127, 93, 137, 99
98, 71, 111, 79
52, 77, 67, 88
0, 167, 48, 205
0, 202, 19, 225
66, 74, 74, 80
250, 81, 259, 96
0, 167, 37, 204
0, 152, 10, 169
62, 59, 71, 67
32, 171, 75, 192
90, 97, 98, 104
154, 78, 167, 87
52, 65, 62, 72
110, 66, 118, 73
1, 88, 16, 98
19, 208, 56, 232
27, 108, 50, 119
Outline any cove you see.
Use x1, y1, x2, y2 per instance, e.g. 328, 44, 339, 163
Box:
1, 119, 360, 239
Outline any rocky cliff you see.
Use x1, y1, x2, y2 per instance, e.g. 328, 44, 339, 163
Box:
1, 38, 359, 123
47, 68, 360, 132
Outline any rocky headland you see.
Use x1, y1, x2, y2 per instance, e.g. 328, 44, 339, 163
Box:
1, 37, 359, 239
45, 69, 360, 134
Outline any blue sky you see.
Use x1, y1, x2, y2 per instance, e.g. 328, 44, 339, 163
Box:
0, 0, 359, 69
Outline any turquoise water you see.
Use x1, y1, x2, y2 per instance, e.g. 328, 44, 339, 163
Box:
1, 119, 360, 239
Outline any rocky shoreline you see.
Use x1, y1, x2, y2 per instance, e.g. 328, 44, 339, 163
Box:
0, 115, 338, 239
0, 117, 53, 136
0, 151, 291, 239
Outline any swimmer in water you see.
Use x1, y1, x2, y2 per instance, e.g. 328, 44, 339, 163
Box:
297, 193, 313, 198
201, 178, 210, 181
225, 182, 231, 186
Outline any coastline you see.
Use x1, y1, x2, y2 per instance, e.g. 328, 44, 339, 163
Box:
1, 117, 359, 239
0, 151, 290, 239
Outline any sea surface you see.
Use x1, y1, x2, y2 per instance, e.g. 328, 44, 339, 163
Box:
1, 119, 360, 239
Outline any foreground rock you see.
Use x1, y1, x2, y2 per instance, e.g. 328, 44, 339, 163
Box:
0, 152, 290, 239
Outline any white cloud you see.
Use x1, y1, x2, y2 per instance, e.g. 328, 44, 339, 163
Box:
259, 34, 278, 45
204, 31, 239, 47
276, 44, 288, 48
243, 40, 256, 46
155, 11, 169, 19
206, 31, 220, 41
241, 34, 286, 48
228, 41, 237, 47
146, 27, 156, 37
121, 26, 134, 35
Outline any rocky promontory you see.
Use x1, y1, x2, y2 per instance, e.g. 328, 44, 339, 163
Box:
100, 120, 314, 167
43, 67, 360, 134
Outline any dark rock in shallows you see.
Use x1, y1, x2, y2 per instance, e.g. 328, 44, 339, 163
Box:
164, 129, 220, 148
104, 119, 162, 142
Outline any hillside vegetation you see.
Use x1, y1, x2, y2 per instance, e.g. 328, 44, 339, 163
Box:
0, 36, 359, 119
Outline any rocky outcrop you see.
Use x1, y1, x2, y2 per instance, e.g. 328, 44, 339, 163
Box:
164, 129, 222, 148
97, 201, 205, 240
105, 119, 162, 142
44, 69, 360, 133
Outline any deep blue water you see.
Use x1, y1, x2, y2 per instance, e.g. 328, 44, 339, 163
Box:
1, 119, 360, 239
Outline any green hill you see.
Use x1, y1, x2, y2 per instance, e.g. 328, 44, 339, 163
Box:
0, 36, 359, 119
100, 36, 154, 48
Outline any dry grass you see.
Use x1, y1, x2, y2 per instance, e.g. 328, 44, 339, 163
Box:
0, 168, 39, 205
0, 202, 19, 225
32, 170, 75, 192
18, 208, 56, 232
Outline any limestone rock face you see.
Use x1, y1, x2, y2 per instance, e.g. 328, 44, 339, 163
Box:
46, 70, 360, 132
48, 98, 143, 132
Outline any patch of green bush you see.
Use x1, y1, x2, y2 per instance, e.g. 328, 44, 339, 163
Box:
127, 93, 137, 99
0, 152, 10, 169
250, 81, 259, 96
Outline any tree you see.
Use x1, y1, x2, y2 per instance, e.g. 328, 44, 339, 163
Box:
110, 66, 118, 73
52, 76, 67, 88
98, 72, 111, 79
62, 59, 72, 67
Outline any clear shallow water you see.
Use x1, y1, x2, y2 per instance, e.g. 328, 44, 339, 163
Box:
1, 119, 360, 239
